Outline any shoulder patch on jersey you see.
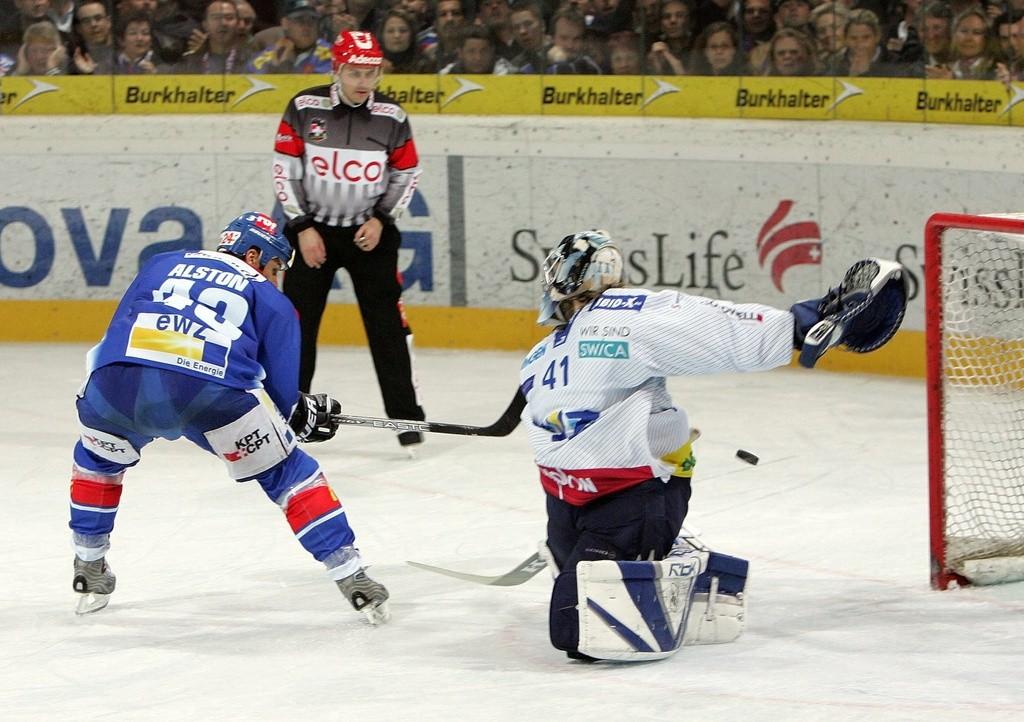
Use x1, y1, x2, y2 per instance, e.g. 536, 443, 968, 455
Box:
294, 94, 333, 111
370, 101, 407, 123
522, 342, 546, 368
589, 294, 647, 312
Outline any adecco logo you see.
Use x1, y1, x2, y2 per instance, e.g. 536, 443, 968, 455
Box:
756, 200, 821, 292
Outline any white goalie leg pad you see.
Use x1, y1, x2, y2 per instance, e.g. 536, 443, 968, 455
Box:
682, 551, 749, 645
577, 553, 705, 662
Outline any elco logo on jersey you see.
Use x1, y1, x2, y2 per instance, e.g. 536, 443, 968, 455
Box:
591, 294, 646, 311
308, 148, 387, 184
224, 428, 272, 461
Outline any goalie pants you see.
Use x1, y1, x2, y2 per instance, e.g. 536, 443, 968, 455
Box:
70, 364, 357, 565
546, 475, 692, 654
282, 220, 424, 422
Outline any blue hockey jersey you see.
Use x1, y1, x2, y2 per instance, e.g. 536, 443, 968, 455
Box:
86, 250, 301, 416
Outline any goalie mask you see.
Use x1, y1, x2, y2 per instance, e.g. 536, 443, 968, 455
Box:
537, 230, 624, 325
217, 212, 295, 270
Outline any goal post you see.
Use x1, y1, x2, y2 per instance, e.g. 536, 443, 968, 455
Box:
926, 212, 1024, 590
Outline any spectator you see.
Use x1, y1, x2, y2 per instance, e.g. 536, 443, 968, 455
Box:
509, 0, 549, 71
811, 1, 849, 74
345, 0, 381, 32
740, 0, 774, 71
378, 6, 433, 72
773, 0, 812, 36
647, 0, 692, 74
247, 0, 332, 73
695, 0, 735, 35
430, 0, 467, 70
2, 0, 54, 58
113, 12, 161, 73
996, 14, 1023, 84
316, 0, 357, 40
904, 0, 952, 75
124, 0, 198, 65
177, 0, 249, 72
930, 7, 1000, 79
690, 20, 749, 74
994, 12, 1019, 57
71, 0, 114, 74
273, 30, 427, 452
477, 0, 519, 60
441, 22, 516, 72
885, 0, 924, 64
635, 0, 661, 44
606, 29, 643, 73
547, 6, 602, 72
835, 8, 894, 76
763, 25, 816, 74
235, 0, 261, 51
15, 20, 66, 74
49, 0, 74, 34
398, 0, 438, 56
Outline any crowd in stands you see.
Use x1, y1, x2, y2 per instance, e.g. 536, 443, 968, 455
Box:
1, 0, 1022, 81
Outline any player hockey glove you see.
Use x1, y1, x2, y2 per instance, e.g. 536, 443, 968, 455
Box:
791, 258, 909, 368
289, 393, 342, 443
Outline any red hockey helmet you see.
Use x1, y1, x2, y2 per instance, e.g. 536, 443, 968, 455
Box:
331, 31, 384, 73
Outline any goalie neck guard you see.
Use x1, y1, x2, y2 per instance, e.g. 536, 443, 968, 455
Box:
217, 212, 294, 270
537, 230, 624, 326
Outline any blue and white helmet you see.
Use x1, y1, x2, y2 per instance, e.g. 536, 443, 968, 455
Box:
537, 230, 624, 325
216, 212, 295, 270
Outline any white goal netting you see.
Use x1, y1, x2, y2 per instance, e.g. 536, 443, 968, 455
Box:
934, 213, 1024, 585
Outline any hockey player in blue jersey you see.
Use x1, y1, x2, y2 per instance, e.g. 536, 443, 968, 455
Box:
522, 230, 908, 661
68, 211, 390, 624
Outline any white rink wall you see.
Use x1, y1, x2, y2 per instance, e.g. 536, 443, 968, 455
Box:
1, 114, 1022, 353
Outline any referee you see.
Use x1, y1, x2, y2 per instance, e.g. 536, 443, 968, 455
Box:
272, 30, 426, 451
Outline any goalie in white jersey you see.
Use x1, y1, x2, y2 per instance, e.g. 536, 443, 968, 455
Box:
520, 230, 907, 662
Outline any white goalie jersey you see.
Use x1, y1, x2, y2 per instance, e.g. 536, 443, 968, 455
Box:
519, 288, 795, 505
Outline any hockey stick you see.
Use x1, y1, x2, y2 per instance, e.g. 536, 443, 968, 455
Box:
407, 428, 705, 587
331, 389, 525, 438
406, 553, 549, 586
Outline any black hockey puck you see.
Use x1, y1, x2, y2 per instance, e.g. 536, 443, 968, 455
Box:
736, 449, 759, 465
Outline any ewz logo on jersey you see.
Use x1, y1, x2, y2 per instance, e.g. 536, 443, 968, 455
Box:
578, 340, 629, 360
590, 294, 646, 311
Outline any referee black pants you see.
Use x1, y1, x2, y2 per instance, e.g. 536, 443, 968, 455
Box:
282, 220, 424, 422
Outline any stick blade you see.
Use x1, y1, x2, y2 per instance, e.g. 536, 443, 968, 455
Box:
406, 553, 547, 587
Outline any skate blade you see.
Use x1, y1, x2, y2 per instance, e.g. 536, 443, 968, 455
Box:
362, 601, 391, 625
75, 592, 111, 615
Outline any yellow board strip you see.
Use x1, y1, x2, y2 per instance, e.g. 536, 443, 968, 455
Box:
0, 300, 926, 377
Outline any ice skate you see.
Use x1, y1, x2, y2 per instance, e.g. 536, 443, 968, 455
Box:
73, 557, 116, 615
337, 568, 390, 625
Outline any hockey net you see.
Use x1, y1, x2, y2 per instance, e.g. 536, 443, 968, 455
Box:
926, 212, 1024, 589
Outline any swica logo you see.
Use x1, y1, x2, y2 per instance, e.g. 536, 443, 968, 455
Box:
756, 200, 821, 292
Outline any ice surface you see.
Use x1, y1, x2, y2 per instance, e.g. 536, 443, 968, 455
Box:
1, 343, 1022, 721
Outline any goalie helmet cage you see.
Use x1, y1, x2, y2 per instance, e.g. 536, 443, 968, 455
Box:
926, 212, 1024, 590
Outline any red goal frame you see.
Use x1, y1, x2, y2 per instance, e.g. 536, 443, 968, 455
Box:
925, 212, 1024, 590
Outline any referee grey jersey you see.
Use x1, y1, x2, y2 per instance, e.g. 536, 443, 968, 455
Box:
519, 288, 795, 505
273, 84, 421, 229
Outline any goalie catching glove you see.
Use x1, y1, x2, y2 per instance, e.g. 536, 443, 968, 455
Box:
790, 258, 909, 368
289, 393, 341, 443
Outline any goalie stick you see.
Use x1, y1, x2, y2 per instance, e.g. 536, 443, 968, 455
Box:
331, 389, 525, 438
407, 428, 703, 587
